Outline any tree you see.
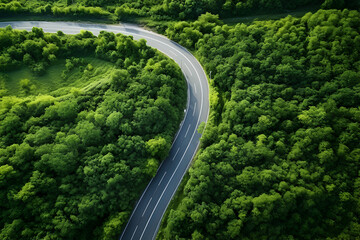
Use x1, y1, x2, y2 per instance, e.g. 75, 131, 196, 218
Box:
105, 111, 123, 130
197, 122, 206, 134
0, 164, 15, 186
144, 158, 159, 177
99, 212, 129, 240
146, 136, 170, 160
19, 79, 33, 94
0, 25, 186, 240
110, 69, 130, 90
25, 127, 54, 146
75, 120, 102, 146
160, 8, 360, 240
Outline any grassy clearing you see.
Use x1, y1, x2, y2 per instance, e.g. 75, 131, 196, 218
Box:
1, 57, 115, 97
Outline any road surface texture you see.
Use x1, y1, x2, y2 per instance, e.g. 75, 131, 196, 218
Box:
0, 21, 210, 240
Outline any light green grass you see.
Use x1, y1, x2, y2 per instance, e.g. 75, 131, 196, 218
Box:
1, 57, 116, 97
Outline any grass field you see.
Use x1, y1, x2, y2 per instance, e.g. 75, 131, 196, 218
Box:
0, 57, 115, 97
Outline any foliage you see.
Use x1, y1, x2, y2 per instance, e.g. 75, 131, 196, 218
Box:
0, 27, 186, 239
160, 9, 360, 239
0, 0, 358, 21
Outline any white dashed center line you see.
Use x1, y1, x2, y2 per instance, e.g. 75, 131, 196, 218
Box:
185, 124, 191, 138
172, 148, 180, 161
184, 62, 192, 76
130, 225, 138, 240
142, 198, 152, 217
158, 172, 167, 186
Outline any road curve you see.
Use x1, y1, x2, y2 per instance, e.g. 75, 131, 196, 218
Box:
0, 21, 210, 240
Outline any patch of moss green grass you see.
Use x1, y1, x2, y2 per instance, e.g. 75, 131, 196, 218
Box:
1, 57, 115, 97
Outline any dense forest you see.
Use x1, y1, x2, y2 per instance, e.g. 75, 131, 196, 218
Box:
0, 0, 359, 21
0, 27, 186, 239
159, 9, 360, 239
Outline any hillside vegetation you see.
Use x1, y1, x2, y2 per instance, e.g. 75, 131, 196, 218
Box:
0, 0, 359, 21
0, 27, 186, 239
159, 9, 360, 239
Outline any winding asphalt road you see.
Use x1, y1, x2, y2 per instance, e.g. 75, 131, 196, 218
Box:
0, 21, 210, 240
